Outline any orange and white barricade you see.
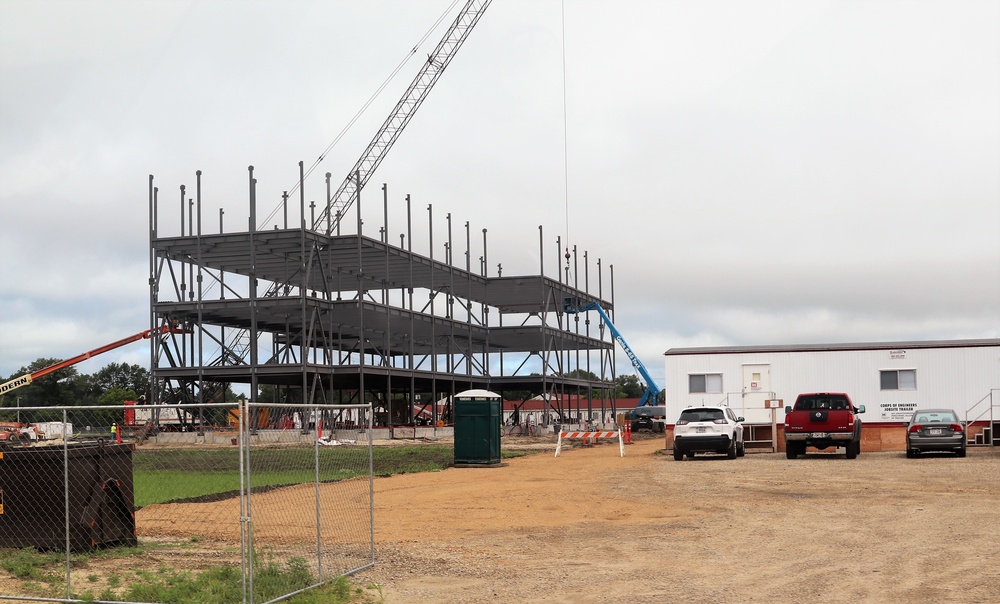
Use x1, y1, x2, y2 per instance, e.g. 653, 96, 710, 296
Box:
554, 429, 624, 457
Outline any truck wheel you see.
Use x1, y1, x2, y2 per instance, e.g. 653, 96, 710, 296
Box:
845, 441, 859, 459
785, 445, 797, 460
673, 448, 683, 461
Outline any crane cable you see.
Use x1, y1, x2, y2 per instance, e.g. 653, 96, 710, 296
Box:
561, 0, 572, 282
256, 0, 462, 230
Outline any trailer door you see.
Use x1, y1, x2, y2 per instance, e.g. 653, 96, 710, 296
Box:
742, 364, 772, 423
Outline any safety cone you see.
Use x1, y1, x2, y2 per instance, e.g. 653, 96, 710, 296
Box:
625, 421, 632, 445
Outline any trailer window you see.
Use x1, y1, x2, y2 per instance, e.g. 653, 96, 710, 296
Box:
689, 374, 722, 394
880, 369, 916, 391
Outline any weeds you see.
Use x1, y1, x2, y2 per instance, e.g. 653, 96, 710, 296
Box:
0, 547, 62, 582
3, 546, 374, 603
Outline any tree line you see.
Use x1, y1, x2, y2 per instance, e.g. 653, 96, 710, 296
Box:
1, 359, 247, 428
2, 358, 151, 409
1, 361, 664, 413
502, 370, 665, 403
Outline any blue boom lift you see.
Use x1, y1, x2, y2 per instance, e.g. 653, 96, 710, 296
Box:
562, 298, 662, 408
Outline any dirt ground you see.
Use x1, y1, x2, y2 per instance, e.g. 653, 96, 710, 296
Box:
351, 434, 999, 604
3, 434, 998, 603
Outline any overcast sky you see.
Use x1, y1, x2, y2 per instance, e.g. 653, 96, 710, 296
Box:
1, 0, 998, 386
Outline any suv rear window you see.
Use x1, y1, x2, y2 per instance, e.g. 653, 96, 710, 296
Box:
678, 408, 724, 422
796, 395, 850, 410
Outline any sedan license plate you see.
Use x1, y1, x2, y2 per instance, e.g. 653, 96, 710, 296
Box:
929, 428, 943, 435
811, 432, 828, 438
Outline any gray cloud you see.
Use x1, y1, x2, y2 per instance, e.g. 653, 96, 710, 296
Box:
1, 0, 997, 381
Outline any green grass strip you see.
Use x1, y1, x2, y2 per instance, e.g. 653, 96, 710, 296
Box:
134, 445, 465, 507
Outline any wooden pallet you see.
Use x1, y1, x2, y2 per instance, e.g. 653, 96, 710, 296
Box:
135, 419, 154, 446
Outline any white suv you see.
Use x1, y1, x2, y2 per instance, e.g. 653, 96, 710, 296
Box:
672, 406, 745, 461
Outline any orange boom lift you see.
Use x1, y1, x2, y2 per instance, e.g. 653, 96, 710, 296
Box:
0, 322, 187, 398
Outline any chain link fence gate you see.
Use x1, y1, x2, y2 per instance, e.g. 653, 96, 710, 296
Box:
0, 402, 374, 603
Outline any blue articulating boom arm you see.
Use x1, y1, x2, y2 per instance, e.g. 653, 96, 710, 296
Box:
563, 298, 662, 407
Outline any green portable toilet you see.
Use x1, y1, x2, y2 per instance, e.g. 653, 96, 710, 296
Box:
453, 389, 501, 466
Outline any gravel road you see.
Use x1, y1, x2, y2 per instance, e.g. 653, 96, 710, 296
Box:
354, 435, 1000, 603
3, 434, 996, 603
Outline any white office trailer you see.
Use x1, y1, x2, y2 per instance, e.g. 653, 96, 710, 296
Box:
663, 339, 1000, 446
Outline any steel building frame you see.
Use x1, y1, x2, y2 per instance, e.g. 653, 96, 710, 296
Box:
147, 166, 622, 428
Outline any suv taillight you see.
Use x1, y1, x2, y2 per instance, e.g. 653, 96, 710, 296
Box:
676, 419, 688, 425
713, 419, 726, 424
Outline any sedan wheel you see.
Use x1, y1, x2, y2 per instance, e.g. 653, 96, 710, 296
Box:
957, 446, 967, 458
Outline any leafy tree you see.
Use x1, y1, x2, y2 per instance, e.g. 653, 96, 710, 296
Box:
92, 387, 137, 426
64, 373, 99, 407
92, 363, 149, 398
97, 387, 137, 407
1, 358, 80, 407
216, 383, 241, 403
562, 369, 601, 381
258, 384, 301, 404
183, 381, 240, 404
500, 389, 532, 402
615, 374, 645, 398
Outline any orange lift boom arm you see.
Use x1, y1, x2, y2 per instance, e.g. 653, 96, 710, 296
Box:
0, 323, 185, 397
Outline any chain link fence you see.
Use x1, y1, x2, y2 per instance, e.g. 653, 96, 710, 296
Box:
0, 402, 373, 603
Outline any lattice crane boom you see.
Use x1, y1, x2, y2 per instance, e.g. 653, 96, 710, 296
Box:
314, 0, 492, 233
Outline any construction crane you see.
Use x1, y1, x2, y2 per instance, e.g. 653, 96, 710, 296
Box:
313, 0, 492, 233
220, 1, 492, 374
0, 322, 189, 398
562, 298, 662, 408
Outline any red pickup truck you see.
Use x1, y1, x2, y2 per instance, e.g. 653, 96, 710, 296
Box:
783, 393, 865, 459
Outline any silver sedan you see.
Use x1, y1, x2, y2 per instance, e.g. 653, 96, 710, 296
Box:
905, 408, 966, 458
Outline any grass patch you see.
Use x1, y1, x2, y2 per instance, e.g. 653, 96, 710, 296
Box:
3, 547, 377, 603
0, 547, 63, 581
134, 444, 496, 506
